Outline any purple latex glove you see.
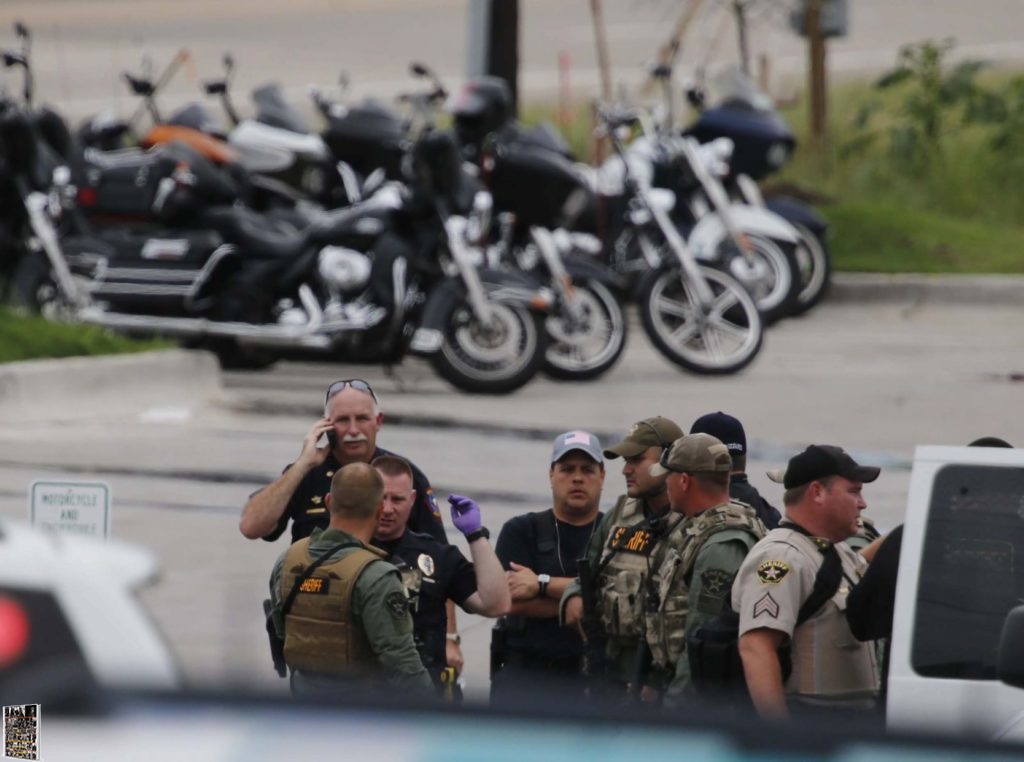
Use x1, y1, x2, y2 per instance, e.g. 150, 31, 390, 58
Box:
448, 494, 482, 536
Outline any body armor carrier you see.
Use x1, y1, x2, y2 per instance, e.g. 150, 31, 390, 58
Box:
644, 501, 764, 667
280, 539, 387, 677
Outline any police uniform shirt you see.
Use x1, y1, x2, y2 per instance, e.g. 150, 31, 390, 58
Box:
730, 527, 879, 701
495, 510, 601, 662
261, 447, 445, 544
376, 530, 477, 672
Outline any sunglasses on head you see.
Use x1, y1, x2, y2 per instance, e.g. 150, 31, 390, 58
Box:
325, 379, 378, 405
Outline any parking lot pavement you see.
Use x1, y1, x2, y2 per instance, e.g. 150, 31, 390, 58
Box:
0, 281, 1020, 700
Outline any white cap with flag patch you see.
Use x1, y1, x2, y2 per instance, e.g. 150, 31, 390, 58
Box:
551, 430, 604, 464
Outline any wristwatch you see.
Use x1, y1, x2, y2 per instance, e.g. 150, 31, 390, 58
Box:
446, 633, 461, 645
537, 573, 551, 598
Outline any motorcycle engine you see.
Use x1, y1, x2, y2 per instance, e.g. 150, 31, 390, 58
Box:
317, 246, 372, 294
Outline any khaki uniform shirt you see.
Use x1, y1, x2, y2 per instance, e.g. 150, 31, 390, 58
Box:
270, 527, 432, 693
731, 526, 879, 707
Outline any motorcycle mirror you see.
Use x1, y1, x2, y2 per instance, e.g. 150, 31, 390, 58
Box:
14, 21, 29, 42
649, 63, 672, 80
410, 61, 430, 78
223, 53, 234, 76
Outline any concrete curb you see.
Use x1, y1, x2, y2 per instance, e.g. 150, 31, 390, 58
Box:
830, 273, 1024, 305
0, 349, 223, 423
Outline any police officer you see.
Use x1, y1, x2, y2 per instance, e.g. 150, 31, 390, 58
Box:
732, 445, 881, 717
371, 455, 510, 695
491, 430, 606, 704
643, 433, 765, 706
560, 416, 683, 698
268, 462, 432, 696
690, 411, 781, 529
240, 378, 444, 545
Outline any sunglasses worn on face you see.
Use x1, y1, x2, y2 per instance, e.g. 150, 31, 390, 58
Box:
325, 379, 378, 405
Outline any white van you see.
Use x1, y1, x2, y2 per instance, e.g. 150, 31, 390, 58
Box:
887, 445, 1024, 739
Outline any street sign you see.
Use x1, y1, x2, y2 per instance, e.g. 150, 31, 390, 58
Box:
29, 480, 111, 539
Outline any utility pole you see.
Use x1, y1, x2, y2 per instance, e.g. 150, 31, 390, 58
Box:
733, 0, 751, 76
807, 0, 827, 147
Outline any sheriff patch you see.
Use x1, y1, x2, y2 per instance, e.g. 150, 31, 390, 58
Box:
757, 560, 790, 584
426, 488, 442, 523
700, 569, 734, 598
386, 590, 410, 619
608, 525, 655, 555
417, 553, 435, 576
753, 591, 780, 619
299, 577, 329, 595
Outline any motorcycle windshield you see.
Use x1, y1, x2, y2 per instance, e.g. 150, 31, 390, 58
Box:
167, 102, 225, 137
702, 66, 776, 113
252, 84, 312, 135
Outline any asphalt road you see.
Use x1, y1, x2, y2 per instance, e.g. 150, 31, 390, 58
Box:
0, 287, 1021, 702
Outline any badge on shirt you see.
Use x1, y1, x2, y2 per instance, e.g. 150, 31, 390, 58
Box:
757, 560, 790, 584
386, 591, 410, 619
417, 553, 435, 577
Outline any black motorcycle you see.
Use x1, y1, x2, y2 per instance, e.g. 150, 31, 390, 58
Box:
0, 97, 549, 395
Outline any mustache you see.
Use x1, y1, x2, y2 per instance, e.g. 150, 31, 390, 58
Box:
341, 433, 369, 443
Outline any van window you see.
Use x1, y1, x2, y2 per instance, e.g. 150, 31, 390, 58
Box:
912, 464, 1024, 679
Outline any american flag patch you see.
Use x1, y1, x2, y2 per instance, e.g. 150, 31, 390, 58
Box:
564, 431, 592, 446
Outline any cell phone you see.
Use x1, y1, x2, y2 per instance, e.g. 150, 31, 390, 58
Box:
326, 430, 337, 448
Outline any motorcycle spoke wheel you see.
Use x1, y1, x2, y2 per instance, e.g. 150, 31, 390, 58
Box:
639, 264, 762, 375
543, 279, 626, 381
790, 224, 832, 315
432, 300, 545, 394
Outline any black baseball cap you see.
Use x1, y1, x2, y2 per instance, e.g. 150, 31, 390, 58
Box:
767, 445, 880, 489
690, 411, 746, 455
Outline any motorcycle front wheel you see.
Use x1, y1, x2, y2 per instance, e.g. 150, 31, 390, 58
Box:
543, 278, 627, 381
723, 235, 799, 325
791, 223, 832, 315
637, 263, 763, 375
431, 298, 546, 394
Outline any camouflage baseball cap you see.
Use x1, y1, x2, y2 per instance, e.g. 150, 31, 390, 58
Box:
648, 433, 733, 477
603, 416, 683, 460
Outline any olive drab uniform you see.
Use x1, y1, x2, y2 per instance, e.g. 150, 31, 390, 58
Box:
731, 525, 880, 709
269, 527, 432, 693
561, 495, 673, 683
278, 539, 385, 676
643, 501, 765, 701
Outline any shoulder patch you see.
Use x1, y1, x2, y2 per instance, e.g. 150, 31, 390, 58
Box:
700, 569, 734, 598
385, 590, 410, 619
757, 560, 790, 584
425, 488, 442, 523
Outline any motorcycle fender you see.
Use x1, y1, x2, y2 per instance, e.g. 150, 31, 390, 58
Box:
562, 256, 628, 294
688, 204, 799, 262
765, 195, 829, 237
411, 269, 549, 355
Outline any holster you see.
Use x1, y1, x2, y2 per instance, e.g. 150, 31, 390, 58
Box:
263, 598, 287, 678
490, 618, 511, 681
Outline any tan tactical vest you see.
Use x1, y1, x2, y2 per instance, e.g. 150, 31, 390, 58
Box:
596, 496, 670, 642
786, 533, 879, 702
644, 501, 764, 667
280, 539, 388, 677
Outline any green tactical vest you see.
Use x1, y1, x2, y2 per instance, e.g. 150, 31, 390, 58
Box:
644, 501, 765, 668
280, 538, 388, 677
596, 495, 668, 643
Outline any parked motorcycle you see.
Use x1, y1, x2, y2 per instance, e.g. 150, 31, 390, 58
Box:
0, 97, 549, 394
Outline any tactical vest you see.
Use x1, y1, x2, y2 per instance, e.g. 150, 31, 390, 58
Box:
596, 496, 669, 642
644, 501, 765, 668
785, 531, 879, 700
280, 539, 388, 677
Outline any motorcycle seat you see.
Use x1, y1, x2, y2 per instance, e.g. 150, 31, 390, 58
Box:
198, 206, 309, 258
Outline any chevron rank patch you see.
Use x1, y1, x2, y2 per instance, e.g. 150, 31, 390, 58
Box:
753, 592, 780, 619
757, 560, 790, 584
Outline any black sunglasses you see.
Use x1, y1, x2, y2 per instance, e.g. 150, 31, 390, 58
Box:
325, 379, 379, 405
658, 445, 686, 474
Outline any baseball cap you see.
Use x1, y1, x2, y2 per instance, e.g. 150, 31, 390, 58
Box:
690, 411, 746, 455
649, 433, 733, 477
551, 430, 604, 464
766, 445, 880, 489
603, 416, 683, 459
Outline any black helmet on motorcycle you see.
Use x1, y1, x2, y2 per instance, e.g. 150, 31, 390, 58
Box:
449, 76, 513, 155
411, 128, 468, 212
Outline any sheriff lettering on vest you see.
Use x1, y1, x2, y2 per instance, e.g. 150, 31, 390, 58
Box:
268, 462, 432, 697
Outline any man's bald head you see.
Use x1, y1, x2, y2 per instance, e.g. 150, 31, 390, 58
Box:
329, 462, 385, 520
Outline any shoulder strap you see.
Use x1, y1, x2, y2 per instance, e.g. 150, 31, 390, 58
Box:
281, 541, 360, 618
530, 509, 557, 554
784, 523, 844, 625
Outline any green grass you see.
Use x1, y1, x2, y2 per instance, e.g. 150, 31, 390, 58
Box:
0, 307, 167, 364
